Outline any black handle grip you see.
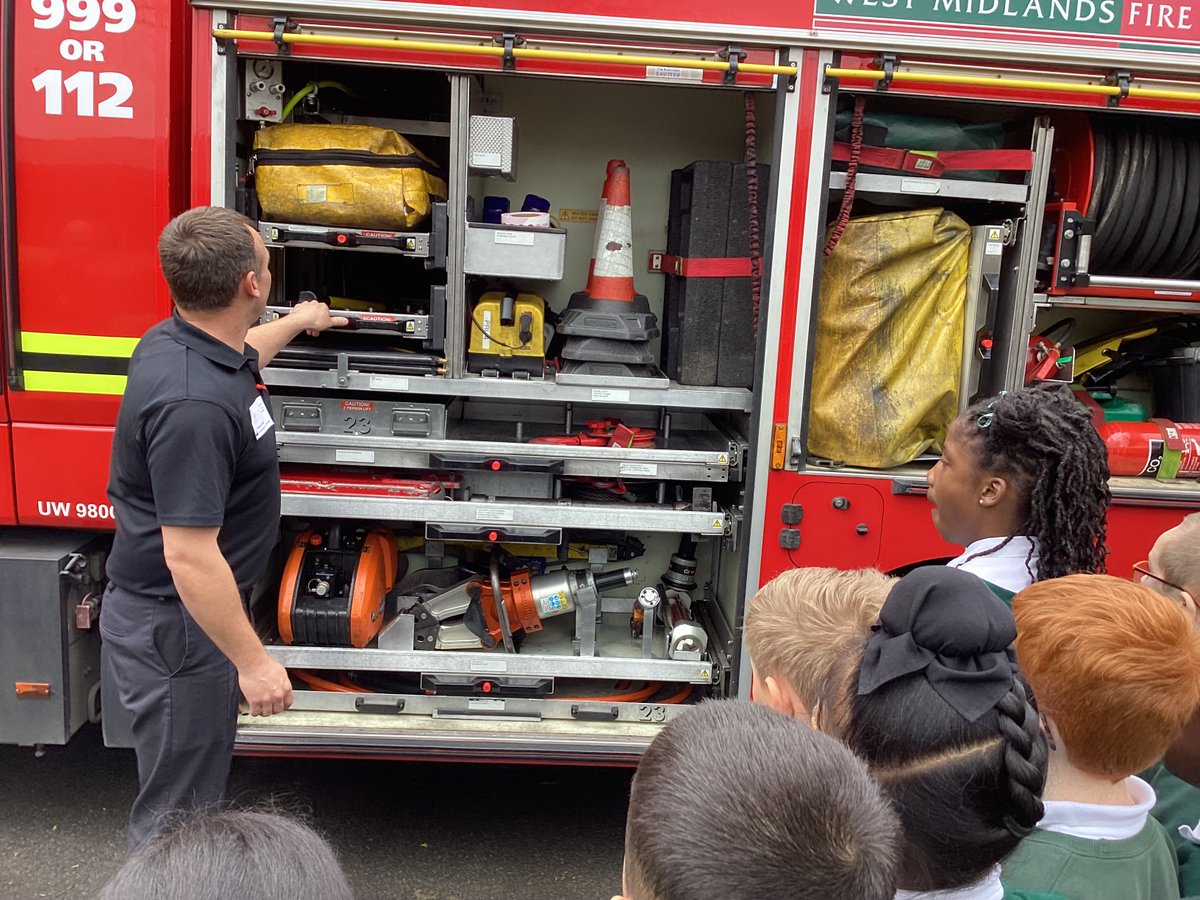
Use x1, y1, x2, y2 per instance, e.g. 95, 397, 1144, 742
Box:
354, 697, 405, 714
571, 704, 619, 721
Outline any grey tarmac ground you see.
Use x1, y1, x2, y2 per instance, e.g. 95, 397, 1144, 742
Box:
0, 723, 631, 900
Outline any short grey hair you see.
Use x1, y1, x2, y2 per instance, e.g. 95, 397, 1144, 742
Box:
1161, 512, 1200, 596
157, 206, 260, 312
97, 809, 353, 900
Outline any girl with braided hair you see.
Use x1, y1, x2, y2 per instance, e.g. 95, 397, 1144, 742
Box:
821, 566, 1053, 899
1003, 574, 1200, 900
925, 383, 1110, 601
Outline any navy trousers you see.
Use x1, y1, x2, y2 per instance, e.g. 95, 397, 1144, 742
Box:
99, 582, 240, 852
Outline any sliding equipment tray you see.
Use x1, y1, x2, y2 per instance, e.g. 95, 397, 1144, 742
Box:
274, 416, 737, 483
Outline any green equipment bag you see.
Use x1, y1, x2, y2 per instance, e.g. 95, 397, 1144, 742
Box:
252, 124, 447, 231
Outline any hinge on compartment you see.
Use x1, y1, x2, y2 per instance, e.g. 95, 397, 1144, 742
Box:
271, 17, 296, 55
875, 52, 898, 91
497, 32, 522, 71
1105, 70, 1131, 107
719, 45, 745, 85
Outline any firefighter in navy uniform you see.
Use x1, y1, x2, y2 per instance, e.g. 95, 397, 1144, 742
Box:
101, 206, 347, 851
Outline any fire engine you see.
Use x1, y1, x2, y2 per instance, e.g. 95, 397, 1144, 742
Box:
2, 0, 1198, 760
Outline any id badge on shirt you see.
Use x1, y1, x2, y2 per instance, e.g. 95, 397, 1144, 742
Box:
249, 395, 274, 440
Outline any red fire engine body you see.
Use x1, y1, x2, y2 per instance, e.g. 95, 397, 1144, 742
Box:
0, 0, 1197, 758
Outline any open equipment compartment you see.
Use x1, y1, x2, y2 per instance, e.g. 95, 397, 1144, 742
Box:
209, 13, 781, 759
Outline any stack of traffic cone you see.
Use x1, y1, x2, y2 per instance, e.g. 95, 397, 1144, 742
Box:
558, 160, 660, 376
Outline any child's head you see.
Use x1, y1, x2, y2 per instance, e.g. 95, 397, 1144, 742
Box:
926, 383, 1109, 580
621, 700, 900, 900
827, 566, 1048, 893
97, 809, 353, 900
1014, 573, 1200, 778
1140, 512, 1200, 609
745, 567, 894, 718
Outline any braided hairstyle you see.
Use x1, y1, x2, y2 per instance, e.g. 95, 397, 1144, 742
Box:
830, 566, 1049, 893
838, 653, 1048, 892
958, 383, 1110, 580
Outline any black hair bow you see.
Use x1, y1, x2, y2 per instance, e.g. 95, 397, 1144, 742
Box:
857, 566, 1017, 722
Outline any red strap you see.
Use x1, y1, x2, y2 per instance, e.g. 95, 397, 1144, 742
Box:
660, 255, 753, 277
831, 143, 1034, 174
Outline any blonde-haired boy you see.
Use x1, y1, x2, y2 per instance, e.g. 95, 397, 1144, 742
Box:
745, 567, 894, 719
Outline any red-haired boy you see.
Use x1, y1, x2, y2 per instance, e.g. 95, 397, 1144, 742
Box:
1002, 574, 1200, 900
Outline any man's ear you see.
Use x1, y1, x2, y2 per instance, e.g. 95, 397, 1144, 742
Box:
763, 675, 809, 720
244, 268, 262, 299
1180, 589, 1199, 622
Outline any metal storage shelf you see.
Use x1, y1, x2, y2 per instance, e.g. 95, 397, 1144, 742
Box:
276, 426, 736, 482
1109, 476, 1200, 502
828, 171, 1029, 204
262, 367, 754, 412
264, 617, 714, 682
1034, 293, 1200, 314
280, 491, 728, 534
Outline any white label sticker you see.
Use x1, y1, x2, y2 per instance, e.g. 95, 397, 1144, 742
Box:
475, 507, 515, 522
645, 66, 704, 82
619, 462, 658, 476
248, 395, 273, 440
480, 309, 492, 350
369, 376, 410, 391
335, 449, 375, 463
470, 151, 503, 168
470, 660, 508, 673
494, 229, 535, 246
899, 179, 941, 195
985, 241, 1003, 256
468, 698, 506, 710
591, 388, 630, 402
305, 184, 328, 203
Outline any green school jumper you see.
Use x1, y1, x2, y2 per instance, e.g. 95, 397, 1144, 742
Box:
1001, 820, 1181, 900
985, 581, 1017, 606
1143, 762, 1200, 896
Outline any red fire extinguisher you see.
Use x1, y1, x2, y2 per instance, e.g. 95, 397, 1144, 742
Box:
1099, 419, 1200, 479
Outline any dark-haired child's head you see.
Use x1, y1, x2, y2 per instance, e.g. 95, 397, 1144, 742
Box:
621, 700, 900, 900
926, 383, 1110, 580
825, 566, 1048, 893
1014, 573, 1200, 778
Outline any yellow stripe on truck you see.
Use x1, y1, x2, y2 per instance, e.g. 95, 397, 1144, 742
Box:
20, 332, 139, 357
21, 371, 128, 395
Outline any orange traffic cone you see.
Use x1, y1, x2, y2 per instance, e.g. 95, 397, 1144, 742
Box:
558, 160, 659, 349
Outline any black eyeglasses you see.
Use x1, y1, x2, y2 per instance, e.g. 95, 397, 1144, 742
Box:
1133, 560, 1187, 595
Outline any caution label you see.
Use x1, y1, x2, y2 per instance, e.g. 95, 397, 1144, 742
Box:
558, 208, 599, 224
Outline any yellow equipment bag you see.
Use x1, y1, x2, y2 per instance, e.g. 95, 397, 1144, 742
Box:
808, 208, 969, 468
252, 124, 448, 231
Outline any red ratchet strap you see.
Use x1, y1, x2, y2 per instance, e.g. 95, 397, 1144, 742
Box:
658, 255, 754, 278
529, 433, 608, 446
830, 143, 1035, 176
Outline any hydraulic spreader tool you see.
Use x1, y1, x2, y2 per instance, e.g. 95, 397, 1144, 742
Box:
409, 557, 639, 652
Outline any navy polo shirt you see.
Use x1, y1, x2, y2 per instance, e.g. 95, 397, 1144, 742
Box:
106, 312, 280, 596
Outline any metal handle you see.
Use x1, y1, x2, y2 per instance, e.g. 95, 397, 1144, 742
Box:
891, 478, 930, 496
